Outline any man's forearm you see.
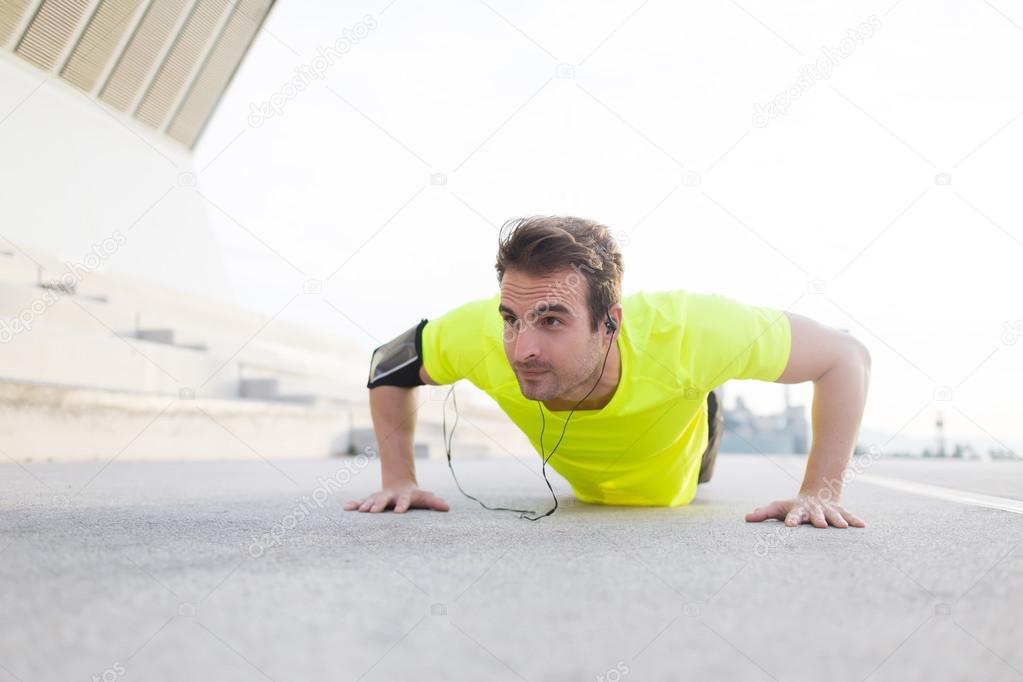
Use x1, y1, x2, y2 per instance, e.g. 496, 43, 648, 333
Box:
368, 386, 420, 487
799, 343, 871, 499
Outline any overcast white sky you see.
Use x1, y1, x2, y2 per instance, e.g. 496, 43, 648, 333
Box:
193, 0, 1023, 453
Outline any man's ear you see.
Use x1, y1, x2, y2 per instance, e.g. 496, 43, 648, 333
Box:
608, 303, 623, 332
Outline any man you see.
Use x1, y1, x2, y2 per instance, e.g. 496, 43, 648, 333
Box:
345, 216, 871, 528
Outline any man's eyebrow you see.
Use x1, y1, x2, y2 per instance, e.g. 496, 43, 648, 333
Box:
498, 303, 573, 317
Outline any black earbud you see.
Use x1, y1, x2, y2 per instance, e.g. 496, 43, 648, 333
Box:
604, 310, 617, 334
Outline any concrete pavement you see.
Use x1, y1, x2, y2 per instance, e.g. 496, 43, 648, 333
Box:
1, 454, 1021, 681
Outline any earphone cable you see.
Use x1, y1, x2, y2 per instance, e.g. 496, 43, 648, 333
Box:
443, 316, 617, 521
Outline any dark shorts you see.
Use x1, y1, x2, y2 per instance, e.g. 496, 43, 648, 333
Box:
698, 388, 723, 484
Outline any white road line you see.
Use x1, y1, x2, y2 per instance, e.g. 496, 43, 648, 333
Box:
859, 474, 1023, 515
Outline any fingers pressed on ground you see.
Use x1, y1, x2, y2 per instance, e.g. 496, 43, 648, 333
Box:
394, 493, 411, 513
808, 504, 828, 528
746, 505, 774, 522
841, 509, 866, 528
748, 501, 783, 522
823, 507, 849, 528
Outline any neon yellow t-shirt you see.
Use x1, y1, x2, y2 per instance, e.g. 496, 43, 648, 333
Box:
421, 289, 791, 507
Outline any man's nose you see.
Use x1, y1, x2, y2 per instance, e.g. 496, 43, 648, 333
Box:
512, 325, 540, 363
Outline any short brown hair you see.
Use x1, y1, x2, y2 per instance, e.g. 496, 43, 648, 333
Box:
495, 216, 624, 332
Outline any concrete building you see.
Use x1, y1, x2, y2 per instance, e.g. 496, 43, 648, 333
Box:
0, 0, 525, 462
719, 386, 809, 456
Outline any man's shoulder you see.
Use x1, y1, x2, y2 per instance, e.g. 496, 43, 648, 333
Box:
622, 288, 693, 320
423, 292, 503, 353
624, 288, 764, 319
623, 288, 751, 340
421, 292, 504, 386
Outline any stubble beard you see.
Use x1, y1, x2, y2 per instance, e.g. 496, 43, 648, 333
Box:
517, 334, 605, 403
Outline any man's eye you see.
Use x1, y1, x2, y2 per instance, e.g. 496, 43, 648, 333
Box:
542, 317, 562, 327
503, 317, 516, 326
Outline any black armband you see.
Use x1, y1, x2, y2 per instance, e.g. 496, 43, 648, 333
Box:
366, 319, 428, 388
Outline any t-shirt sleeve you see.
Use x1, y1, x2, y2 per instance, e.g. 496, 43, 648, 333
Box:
420, 294, 500, 385
684, 291, 792, 390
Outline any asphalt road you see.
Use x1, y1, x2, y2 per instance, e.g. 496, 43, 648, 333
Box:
2, 454, 1021, 682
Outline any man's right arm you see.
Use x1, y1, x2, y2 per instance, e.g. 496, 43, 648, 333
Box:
343, 365, 451, 514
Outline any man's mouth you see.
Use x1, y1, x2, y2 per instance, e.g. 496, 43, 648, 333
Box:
517, 368, 548, 376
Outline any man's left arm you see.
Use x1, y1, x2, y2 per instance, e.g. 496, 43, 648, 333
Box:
744, 311, 871, 529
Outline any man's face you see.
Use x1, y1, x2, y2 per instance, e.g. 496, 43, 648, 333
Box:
498, 267, 606, 401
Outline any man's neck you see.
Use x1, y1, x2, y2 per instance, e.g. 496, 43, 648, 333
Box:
542, 337, 622, 412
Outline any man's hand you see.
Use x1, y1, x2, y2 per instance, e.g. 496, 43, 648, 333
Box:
343, 481, 450, 513
745, 493, 865, 528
